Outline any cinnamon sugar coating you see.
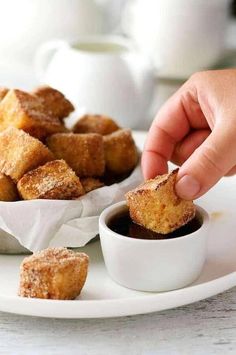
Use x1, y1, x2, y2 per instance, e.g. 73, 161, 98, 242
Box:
0, 127, 54, 182
33, 86, 74, 121
17, 160, 85, 200
19, 247, 89, 300
81, 177, 104, 193
73, 114, 119, 135
47, 133, 105, 177
0, 89, 67, 139
126, 169, 196, 234
0, 87, 8, 101
0, 173, 19, 201
103, 129, 138, 175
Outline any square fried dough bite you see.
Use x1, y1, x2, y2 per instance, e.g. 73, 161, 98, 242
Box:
0, 89, 66, 139
103, 129, 138, 175
73, 114, 119, 135
126, 169, 196, 235
47, 133, 105, 177
81, 177, 104, 193
0, 173, 19, 201
0, 87, 8, 101
0, 127, 54, 182
19, 247, 89, 300
17, 159, 85, 200
33, 86, 74, 121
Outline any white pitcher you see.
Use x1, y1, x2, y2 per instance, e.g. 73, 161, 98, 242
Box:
35, 36, 155, 128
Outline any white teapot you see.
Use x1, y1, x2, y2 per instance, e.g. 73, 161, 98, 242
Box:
35, 36, 155, 128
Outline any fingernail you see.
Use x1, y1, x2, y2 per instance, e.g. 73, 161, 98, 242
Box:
175, 175, 201, 200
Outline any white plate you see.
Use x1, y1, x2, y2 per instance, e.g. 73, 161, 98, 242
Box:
0, 131, 236, 318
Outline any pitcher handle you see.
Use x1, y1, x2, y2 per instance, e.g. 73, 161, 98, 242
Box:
34, 39, 69, 82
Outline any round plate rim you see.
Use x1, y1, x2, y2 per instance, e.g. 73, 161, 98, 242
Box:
0, 131, 235, 318
0, 271, 235, 318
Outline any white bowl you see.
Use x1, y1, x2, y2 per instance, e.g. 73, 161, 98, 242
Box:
99, 201, 209, 292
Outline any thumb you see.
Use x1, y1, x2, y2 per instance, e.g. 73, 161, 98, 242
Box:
175, 125, 236, 200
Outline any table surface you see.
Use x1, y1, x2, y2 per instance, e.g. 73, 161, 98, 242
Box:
1, 132, 236, 354
0, 287, 236, 354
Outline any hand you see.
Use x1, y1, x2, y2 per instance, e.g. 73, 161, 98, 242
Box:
142, 69, 236, 200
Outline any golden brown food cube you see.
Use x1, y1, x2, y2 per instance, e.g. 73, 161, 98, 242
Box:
0, 127, 54, 182
81, 177, 104, 193
0, 89, 66, 139
33, 86, 74, 121
47, 133, 105, 177
73, 114, 119, 135
0, 87, 8, 101
0, 173, 19, 201
17, 160, 85, 200
126, 169, 196, 234
103, 129, 138, 175
18, 247, 89, 300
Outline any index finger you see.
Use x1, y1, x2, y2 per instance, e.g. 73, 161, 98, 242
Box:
142, 84, 207, 179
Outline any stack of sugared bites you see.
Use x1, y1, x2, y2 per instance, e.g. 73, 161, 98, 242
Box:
0, 87, 138, 201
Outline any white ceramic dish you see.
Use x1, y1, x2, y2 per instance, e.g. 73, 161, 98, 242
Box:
99, 202, 209, 292
35, 35, 155, 129
0, 131, 236, 318
0, 169, 236, 318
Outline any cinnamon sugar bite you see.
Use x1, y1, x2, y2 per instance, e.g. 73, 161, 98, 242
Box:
0, 89, 66, 139
0, 87, 8, 101
17, 160, 85, 200
47, 133, 105, 177
33, 86, 74, 121
103, 129, 138, 175
73, 114, 119, 135
126, 169, 196, 234
0, 173, 19, 201
19, 247, 89, 300
81, 177, 104, 193
0, 127, 54, 182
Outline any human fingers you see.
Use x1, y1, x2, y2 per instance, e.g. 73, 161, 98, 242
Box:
171, 129, 210, 166
175, 124, 236, 200
225, 165, 236, 176
142, 83, 207, 179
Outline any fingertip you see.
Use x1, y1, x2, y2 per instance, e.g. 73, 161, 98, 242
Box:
175, 129, 230, 199
141, 151, 153, 180
141, 150, 168, 180
175, 174, 201, 200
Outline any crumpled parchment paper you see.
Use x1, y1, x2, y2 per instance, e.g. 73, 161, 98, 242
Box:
0, 164, 142, 251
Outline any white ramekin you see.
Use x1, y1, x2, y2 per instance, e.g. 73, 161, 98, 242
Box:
99, 201, 209, 292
